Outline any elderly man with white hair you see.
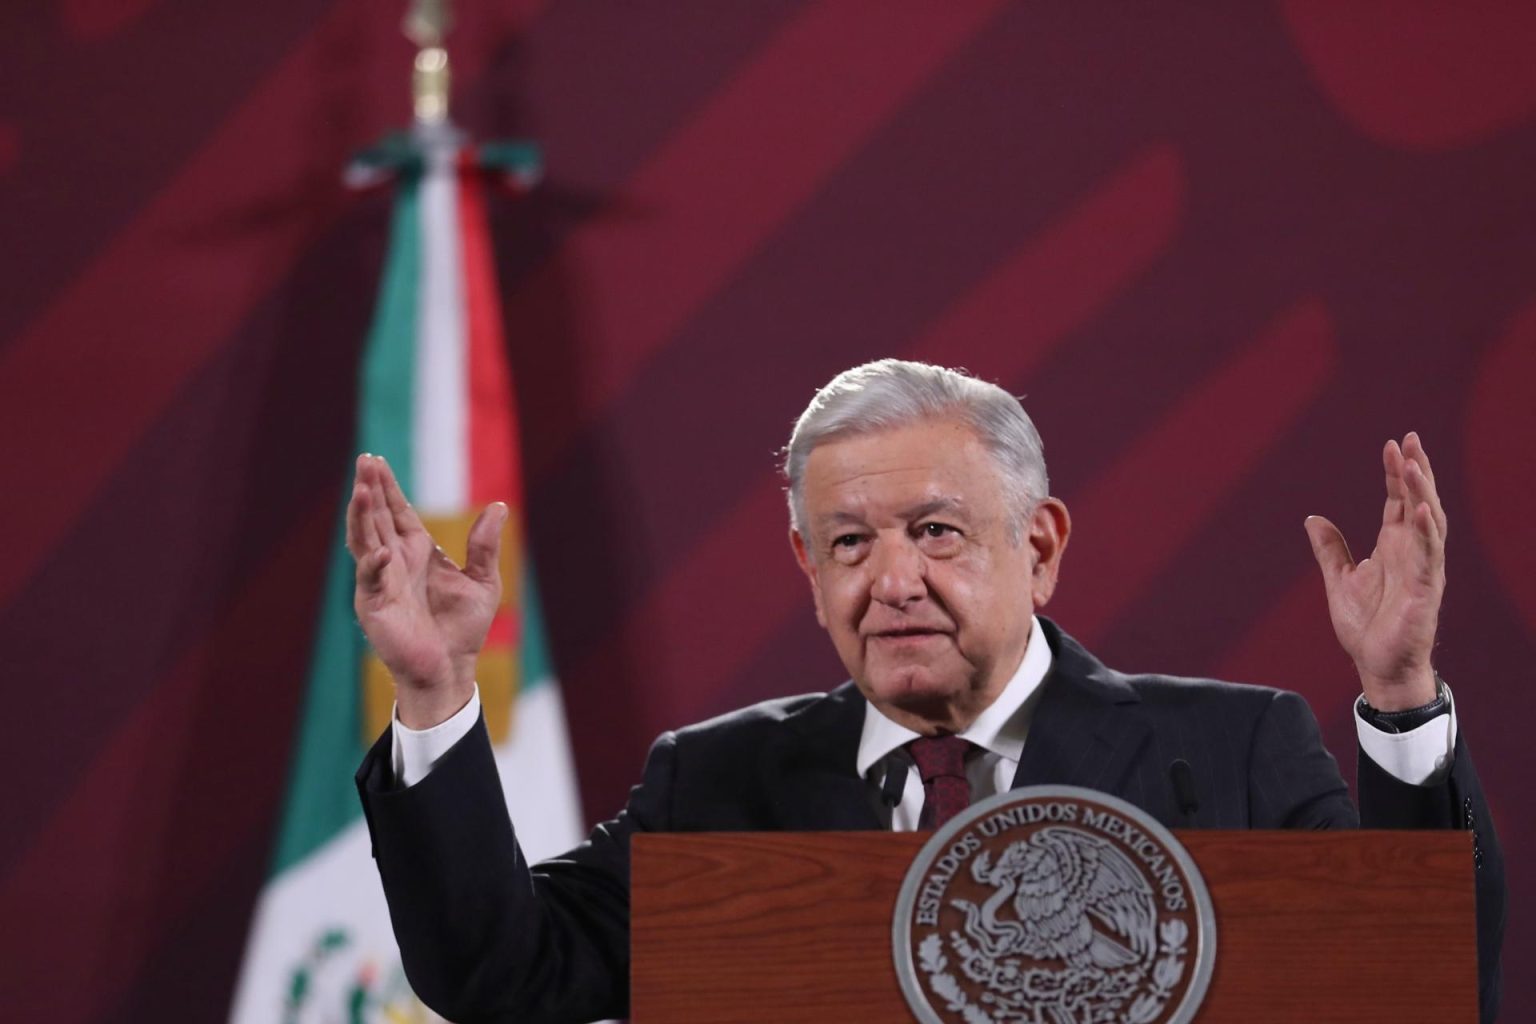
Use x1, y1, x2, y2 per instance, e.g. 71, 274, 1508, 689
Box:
350, 359, 1503, 1024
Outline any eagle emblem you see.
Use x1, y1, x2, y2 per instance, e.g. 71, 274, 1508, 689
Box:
895, 788, 1213, 1024
955, 827, 1157, 972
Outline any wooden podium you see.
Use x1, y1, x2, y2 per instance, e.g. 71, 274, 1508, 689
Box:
632, 830, 1476, 1022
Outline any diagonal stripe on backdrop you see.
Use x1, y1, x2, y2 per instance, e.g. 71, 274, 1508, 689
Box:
0, 492, 335, 1023
1046, 299, 1338, 645
0, 0, 548, 611
568, 146, 1185, 735
1216, 571, 1350, 711
510, 0, 1013, 482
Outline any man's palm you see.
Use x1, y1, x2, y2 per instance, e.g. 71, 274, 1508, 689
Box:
1305, 433, 1445, 709
347, 455, 505, 719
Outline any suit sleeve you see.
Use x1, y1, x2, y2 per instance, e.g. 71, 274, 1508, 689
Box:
355, 713, 677, 1024
1248, 689, 1505, 1022
1247, 689, 1359, 829
1358, 732, 1505, 1024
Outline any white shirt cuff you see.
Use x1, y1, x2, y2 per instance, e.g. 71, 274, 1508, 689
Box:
389, 688, 481, 788
1354, 683, 1458, 786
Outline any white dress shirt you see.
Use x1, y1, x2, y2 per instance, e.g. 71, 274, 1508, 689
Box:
392, 615, 1459, 799
855, 614, 1053, 829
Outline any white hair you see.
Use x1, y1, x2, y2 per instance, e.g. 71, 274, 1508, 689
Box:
783, 359, 1049, 538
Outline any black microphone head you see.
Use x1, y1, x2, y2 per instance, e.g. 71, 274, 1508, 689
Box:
1169, 758, 1199, 817
881, 760, 907, 808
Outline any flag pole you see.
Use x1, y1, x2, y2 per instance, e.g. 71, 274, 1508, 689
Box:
404, 0, 462, 159
229, 6, 566, 1021
405, 0, 451, 124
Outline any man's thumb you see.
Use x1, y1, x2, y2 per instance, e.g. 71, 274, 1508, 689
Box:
465, 502, 508, 584
1304, 515, 1353, 584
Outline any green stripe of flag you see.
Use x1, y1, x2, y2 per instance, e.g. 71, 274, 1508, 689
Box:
270, 171, 422, 876
518, 563, 554, 691
359, 169, 423, 488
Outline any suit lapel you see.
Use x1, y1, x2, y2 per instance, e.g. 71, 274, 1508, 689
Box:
754, 622, 1145, 826
1011, 619, 1150, 796
759, 682, 882, 830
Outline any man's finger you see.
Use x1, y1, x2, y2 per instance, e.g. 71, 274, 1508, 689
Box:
355, 544, 393, 593
1402, 434, 1449, 539
1381, 440, 1406, 524
1304, 515, 1354, 585
1403, 431, 1437, 487
345, 455, 378, 558
1403, 458, 1448, 539
370, 473, 401, 547
1412, 501, 1446, 578
465, 502, 508, 586
345, 483, 367, 558
354, 482, 384, 555
375, 455, 428, 536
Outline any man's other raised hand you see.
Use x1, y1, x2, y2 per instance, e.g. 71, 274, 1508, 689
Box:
345, 454, 506, 729
1304, 432, 1446, 713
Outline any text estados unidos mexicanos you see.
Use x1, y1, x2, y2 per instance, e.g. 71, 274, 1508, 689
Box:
913, 802, 1188, 927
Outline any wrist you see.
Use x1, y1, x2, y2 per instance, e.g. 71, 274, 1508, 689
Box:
1358, 674, 1448, 733
1357, 666, 1437, 712
393, 656, 477, 730
396, 681, 476, 730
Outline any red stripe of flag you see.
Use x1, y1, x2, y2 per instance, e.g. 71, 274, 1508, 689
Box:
459, 153, 520, 509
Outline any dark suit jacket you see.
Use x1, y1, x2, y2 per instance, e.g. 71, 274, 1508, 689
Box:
356, 618, 1505, 1024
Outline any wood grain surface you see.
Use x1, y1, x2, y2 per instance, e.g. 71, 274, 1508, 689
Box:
631, 830, 1476, 1022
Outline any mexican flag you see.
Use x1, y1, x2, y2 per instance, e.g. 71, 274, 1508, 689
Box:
229, 125, 584, 1024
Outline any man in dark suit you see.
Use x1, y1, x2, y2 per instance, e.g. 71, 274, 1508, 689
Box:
350, 360, 1503, 1023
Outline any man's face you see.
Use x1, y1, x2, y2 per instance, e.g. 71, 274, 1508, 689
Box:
791, 418, 1070, 734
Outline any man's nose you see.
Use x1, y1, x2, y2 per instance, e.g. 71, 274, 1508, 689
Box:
870, 537, 926, 606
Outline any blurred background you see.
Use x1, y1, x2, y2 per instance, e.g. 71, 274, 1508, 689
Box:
1, 1, 1533, 1020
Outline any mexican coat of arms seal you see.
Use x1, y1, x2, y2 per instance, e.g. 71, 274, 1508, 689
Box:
893, 786, 1216, 1024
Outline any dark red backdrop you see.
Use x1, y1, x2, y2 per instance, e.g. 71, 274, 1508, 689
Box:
2, 2, 1533, 1020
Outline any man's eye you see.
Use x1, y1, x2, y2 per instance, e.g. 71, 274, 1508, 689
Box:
920, 523, 957, 538
830, 534, 868, 562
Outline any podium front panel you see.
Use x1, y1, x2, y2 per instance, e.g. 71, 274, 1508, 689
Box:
632, 830, 1475, 1022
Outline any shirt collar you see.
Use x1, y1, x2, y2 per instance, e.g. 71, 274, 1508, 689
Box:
855, 614, 1053, 778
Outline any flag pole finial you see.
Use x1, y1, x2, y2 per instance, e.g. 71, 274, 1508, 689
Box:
404, 0, 452, 124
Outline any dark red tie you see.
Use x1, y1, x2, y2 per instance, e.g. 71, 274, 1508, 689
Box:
907, 736, 973, 829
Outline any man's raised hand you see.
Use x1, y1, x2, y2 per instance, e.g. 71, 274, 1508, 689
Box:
345, 454, 506, 728
1304, 432, 1445, 712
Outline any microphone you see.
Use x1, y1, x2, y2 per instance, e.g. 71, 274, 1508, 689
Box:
881, 760, 907, 808
1169, 758, 1199, 819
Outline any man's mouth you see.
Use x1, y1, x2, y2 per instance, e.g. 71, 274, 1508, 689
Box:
870, 627, 948, 639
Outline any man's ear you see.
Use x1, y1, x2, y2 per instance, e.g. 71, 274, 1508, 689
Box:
1026, 498, 1071, 608
790, 528, 827, 628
